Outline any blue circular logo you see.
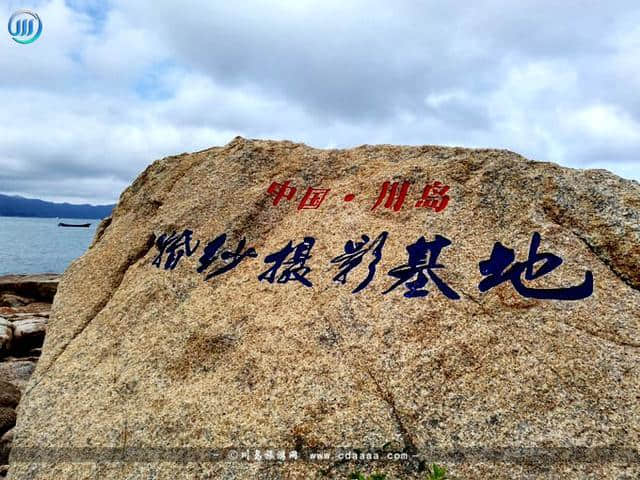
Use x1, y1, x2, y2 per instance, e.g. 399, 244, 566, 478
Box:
8, 10, 42, 44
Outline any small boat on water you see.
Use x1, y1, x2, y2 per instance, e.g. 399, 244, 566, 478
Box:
58, 222, 91, 228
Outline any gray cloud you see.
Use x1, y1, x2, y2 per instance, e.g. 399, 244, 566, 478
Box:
0, 0, 638, 204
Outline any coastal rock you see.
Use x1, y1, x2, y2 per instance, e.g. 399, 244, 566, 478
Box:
11, 319, 46, 353
0, 275, 59, 303
0, 319, 11, 355
4, 313, 49, 321
9, 138, 640, 479
0, 361, 37, 391
0, 409, 15, 438
0, 305, 51, 316
0, 382, 20, 409
0, 428, 13, 465
0, 294, 29, 308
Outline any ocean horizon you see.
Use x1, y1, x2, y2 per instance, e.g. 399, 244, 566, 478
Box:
0, 216, 99, 275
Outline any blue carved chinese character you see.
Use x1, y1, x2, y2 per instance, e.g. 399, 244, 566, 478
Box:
331, 232, 388, 293
258, 237, 315, 287
152, 229, 200, 270
197, 233, 258, 280
478, 232, 593, 300
384, 235, 460, 299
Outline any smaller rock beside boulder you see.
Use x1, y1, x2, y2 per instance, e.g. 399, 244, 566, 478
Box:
0, 275, 59, 304
0, 274, 58, 475
0, 382, 20, 410
0, 319, 11, 355
0, 294, 30, 308
0, 361, 37, 392
11, 318, 46, 354
0, 409, 16, 438
0, 428, 13, 467
0, 383, 20, 464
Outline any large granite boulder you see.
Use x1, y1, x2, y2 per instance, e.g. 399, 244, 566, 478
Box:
9, 138, 640, 479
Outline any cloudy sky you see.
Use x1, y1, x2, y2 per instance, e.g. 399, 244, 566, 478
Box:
1, 0, 639, 204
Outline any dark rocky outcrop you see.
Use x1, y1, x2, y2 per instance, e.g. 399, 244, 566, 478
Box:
0, 275, 59, 304
0, 275, 57, 477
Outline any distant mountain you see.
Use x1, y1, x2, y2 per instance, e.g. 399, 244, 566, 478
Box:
0, 194, 115, 219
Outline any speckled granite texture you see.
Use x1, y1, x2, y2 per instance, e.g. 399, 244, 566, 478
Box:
9, 138, 640, 479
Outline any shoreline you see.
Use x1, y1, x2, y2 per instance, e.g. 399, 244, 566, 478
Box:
0, 273, 58, 477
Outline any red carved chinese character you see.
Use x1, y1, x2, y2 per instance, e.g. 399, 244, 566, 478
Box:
298, 187, 331, 210
372, 181, 410, 212
267, 180, 297, 206
415, 181, 450, 212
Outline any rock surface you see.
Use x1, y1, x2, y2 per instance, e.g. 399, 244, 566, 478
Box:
0, 361, 37, 392
0, 428, 13, 466
0, 275, 58, 304
0, 276, 55, 475
0, 382, 20, 410
10, 319, 46, 354
0, 319, 11, 355
0, 294, 29, 308
8, 138, 640, 479
0, 410, 15, 438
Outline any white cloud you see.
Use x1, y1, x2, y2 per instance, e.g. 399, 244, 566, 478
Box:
566, 105, 640, 143
0, 0, 638, 204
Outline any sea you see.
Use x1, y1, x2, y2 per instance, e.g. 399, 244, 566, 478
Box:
0, 216, 99, 275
